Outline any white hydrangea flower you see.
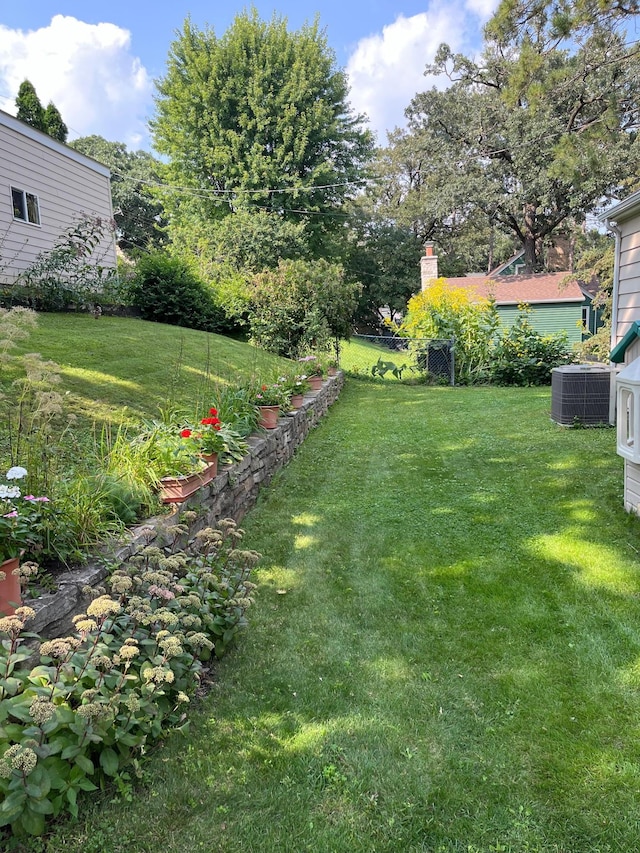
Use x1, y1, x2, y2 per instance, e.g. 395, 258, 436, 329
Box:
0, 485, 20, 499
5, 467, 27, 480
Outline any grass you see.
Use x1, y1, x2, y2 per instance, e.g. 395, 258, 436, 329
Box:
339, 335, 414, 380
3, 312, 290, 432
29, 380, 640, 853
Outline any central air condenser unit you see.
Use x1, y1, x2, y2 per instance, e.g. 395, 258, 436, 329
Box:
550, 364, 613, 426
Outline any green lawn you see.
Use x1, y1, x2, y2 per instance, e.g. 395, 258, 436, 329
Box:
23, 381, 640, 852
4, 312, 289, 431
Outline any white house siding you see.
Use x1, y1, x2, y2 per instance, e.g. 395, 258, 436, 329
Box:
615, 218, 640, 346
0, 111, 116, 285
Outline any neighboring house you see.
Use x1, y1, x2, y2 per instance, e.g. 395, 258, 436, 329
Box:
601, 190, 640, 514
420, 243, 600, 345
0, 109, 116, 286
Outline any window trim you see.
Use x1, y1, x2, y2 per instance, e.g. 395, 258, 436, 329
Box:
11, 186, 41, 226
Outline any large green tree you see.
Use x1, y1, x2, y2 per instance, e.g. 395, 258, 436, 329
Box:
69, 136, 167, 255
384, 10, 640, 271
151, 11, 373, 257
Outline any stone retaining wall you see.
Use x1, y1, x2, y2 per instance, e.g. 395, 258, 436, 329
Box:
31, 373, 344, 638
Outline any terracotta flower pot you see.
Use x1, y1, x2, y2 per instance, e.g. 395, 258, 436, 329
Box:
308, 375, 323, 391
290, 394, 304, 409
159, 470, 209, 504
200, 452, 218, 481
258, 405, 280, 429
327, 366, 338, 376
0, 556, 22, 616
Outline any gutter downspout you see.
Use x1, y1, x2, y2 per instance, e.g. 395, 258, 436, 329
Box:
605, 218, 622, 352
604, 218, 622, 425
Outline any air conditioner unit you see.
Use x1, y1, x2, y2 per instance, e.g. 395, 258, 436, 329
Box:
551, 364, 613, 426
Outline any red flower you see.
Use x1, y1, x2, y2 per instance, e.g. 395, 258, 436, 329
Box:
214, 424, 221, 431
209, 407, 218, 416
261, 385, 268, 391
180, 429, 192, 438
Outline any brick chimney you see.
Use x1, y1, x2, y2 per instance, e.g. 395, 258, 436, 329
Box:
420, 242, 439, 290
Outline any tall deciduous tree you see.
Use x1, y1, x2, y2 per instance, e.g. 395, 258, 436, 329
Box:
385, 9, 640, 271
69, 136, 167, 255
151, 11, 373, 256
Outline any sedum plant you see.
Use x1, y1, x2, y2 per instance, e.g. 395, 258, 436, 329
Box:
0, 519, 259, 839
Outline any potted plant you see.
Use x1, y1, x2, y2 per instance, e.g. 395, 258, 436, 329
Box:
253, 382, 290, 428
138, 423, 209, 503
188, 408, 225, 476
0, 466, 49, 614
326, 356, 339, 376
278, 374, 311, 409
298, 355, 324, 390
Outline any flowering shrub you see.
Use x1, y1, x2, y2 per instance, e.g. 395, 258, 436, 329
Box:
0, 519, 259, 838
0, 467, 50, 563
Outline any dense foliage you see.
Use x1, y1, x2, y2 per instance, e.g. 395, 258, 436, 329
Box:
399, 280, 500, 384
69, 136, 167, 256
128, 253, 223, 332
248, 258, 359, 357
374, 6, 640, 271
152, 11, 373, 259
15, 80, 68, 142
490, 308, 574, 385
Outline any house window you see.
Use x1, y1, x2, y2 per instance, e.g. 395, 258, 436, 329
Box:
11, 187, 40, 225
582, 305, 590, 332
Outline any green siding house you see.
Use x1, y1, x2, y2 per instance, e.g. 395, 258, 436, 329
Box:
419, 244, 599, 344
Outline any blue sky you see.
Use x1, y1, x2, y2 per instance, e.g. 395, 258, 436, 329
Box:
0, 1, 497, 150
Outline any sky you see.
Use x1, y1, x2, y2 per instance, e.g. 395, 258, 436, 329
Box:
0, 0, 499, 152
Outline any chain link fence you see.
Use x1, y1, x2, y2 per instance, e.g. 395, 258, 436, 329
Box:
339, 335, 455, 385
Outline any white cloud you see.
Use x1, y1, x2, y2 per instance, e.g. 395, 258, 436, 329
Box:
465, 0, 500, 19
0, 15, 153, 149
346, 1, 500, 144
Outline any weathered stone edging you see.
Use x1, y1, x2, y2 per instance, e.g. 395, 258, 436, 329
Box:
31, 373, 344, 637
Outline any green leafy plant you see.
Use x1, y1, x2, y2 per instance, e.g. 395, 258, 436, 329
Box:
128, 252, 223, 332
251, 382, 291, 409
209, 385, 260, 438
9, 214, 118, 312
0, 519, 260, 839
490, 306, 574, 386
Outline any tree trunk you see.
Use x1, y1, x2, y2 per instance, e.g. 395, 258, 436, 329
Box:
522, 204, 539, 272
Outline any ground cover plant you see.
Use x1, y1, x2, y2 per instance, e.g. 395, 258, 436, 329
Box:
29, 381, 640, 852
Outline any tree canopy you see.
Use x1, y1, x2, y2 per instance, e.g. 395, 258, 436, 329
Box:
376, 8, 640, 271
15, 80, 67, 142
69, 136, 167, 255
151, 11, 374, 256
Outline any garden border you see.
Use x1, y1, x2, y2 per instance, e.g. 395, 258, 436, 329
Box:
30, 372, 344, 638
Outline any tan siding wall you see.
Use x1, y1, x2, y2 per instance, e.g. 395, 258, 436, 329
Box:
0, 119, 116, 284
623, 338, 640, 366
624, 459, 640, 513
616, 216, 640, 342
